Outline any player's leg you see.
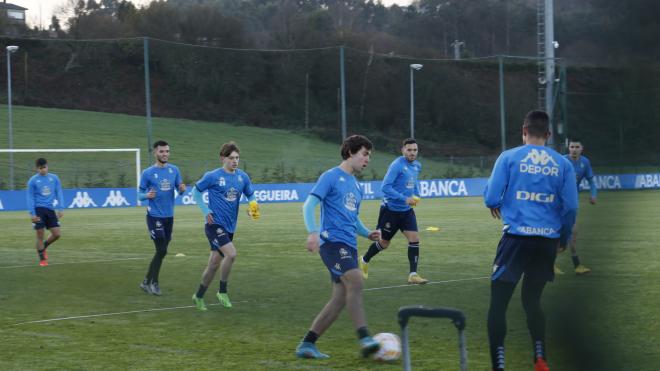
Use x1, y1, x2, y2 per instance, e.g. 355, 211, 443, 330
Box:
488, 234, 528, 371
403, 215, 427, 284
570, 224, 590, 274
341, 268, 380, 357
34, 226, 47, 266
192, 250, 222, 311
360, 206, 394, 279
216, 241, 237, 308
521, 237, 556, 371
142, 216, 165, 293
149, 218, 173, 295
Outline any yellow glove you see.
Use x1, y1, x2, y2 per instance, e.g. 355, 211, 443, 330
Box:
411, 196, 421, 207
248, 200, 260, 220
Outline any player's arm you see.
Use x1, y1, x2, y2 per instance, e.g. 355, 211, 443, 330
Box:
559, 164, 579, 248
484, 152, 509, 218
357, 217, 381, 241
243, 174, 260, 220
192, 186, 213, 224
26, 180, 38, 221
381, 162, 409, 203
54, 176, 65, 218
303, 195, 321, 253
137, 172, 154, 201
174, 167, 186, 194
585, 159, 597, 204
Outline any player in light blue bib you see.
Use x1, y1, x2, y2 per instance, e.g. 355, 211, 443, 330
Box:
295, 135, 382, 360
191, 142, 260, 311
556, 138, 597, 275
27, 157, 65, 267
137, 140, 186, 296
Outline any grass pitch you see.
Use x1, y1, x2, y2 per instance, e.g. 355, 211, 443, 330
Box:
1, 191, 658, 370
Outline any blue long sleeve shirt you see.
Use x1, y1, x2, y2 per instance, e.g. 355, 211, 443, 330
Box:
484, 144, 578, 243
565, 155, 597, 198
381, 156, 421, 212
26, 173, 65, 216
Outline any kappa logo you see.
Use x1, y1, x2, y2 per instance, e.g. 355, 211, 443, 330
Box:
238, 175, 243, 183
334, 263, 341, 271
520, 149, 559, 177
155, 220, 163, 228
339, 176, 345, 182
216, 227, 224, 234
154, 173, 158, 178
0, 198, 3, 210
321, 231, 329, 239
102, 190, 130, 207
168, 168, 173, 173
69, 191, 98, 208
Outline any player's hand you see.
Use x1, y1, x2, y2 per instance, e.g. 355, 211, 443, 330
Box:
367, 229, 381, 241
247, 200, 260, 220
146, 188, 157, 199
490, 208, 501, 219
178, 183, 187, 194
31, 216, 41, 223
557, 244, 567, 253
406, 196, 420, 207
57, 211, 63, 219
306, 233, 320, 253
206, 212, 215, 225
589, 196, 597, 205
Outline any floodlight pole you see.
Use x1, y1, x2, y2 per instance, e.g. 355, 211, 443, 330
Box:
409, 64, 423, 139
143, 37, 153, 157
7, 45, 18, 190
544, 0, 556, 146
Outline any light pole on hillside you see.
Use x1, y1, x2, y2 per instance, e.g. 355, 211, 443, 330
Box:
409, 63, 423, 139
7, 45, 19, 190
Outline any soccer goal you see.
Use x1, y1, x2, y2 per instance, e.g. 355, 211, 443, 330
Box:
0, 148, 141, 192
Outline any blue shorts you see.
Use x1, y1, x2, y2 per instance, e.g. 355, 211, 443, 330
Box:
377, 205, 418, 241
319, 242, 358, 283
205, 223, 234, 253
491, 233, 558, 284
146, 215, 173, 241
33, 207, 60, 230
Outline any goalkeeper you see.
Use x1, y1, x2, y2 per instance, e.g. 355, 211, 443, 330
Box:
190, 142, 260, 311
359, 138, 428, 284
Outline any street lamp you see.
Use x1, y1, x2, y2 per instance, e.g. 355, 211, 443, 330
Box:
6, 45, 19, 190
409, 63, 423, 139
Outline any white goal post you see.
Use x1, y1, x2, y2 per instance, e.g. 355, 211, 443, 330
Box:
0, 148, 141, 193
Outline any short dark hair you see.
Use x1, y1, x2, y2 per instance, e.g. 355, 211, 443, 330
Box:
341, 135, 373, 160
402, 138, 417, 147
568, 138, 582, 145
523, 110, 550, 138
153, 140, 169, 149
220, 142, 240, 158
35, 158, 48, 167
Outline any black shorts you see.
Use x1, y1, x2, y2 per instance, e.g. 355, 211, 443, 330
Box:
491, 233, 558, 284
146, 215, 174, 241
33, 207, 60, 230
377, 205, 418, 241
205, 223, 234, 252
319, 242, 358, 283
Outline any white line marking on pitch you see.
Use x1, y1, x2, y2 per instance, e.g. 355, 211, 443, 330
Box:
10, 276, 489, 326
0, 257, 147, 269
364, 276, 489, 291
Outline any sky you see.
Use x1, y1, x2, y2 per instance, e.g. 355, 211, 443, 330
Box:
12, 0, 414, 30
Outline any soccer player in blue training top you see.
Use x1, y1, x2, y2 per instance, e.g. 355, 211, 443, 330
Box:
27, 158, 65, 267
359, 138, 428, 284
555, 138, 596, 275
138, 140, 186, 296
191, 141, 260, 311
484, 110, 578, 371
295, 135, 382, 360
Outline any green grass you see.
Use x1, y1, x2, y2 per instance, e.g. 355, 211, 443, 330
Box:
1, 191, 658, 370
0, 105, 488, 190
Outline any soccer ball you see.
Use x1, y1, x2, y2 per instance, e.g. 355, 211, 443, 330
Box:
372, 332, 402, 361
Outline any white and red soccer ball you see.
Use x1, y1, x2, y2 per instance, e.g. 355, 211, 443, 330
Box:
372, 332, 402, 361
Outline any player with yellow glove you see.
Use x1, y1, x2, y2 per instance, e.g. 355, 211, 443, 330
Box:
247, 200, 260, 220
